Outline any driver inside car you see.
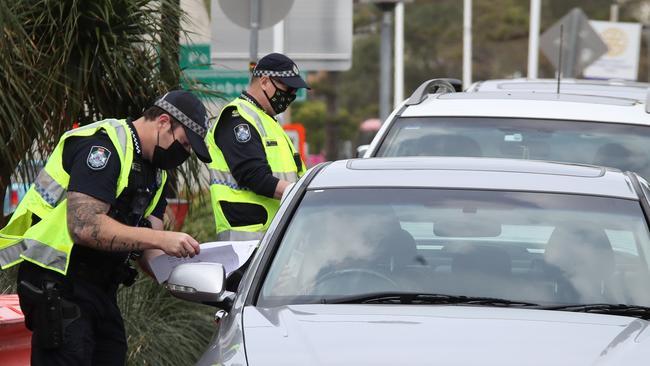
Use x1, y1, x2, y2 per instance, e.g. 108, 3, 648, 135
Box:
269, 207, 405, 297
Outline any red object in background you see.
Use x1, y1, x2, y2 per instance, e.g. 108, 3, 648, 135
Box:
0, 294, 31, 366
10, 190, 19, 210
282, 123, 306, 162
167, 198, 189, 231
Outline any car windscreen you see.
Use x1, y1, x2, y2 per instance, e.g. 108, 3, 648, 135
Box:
374, 117, 650, 180
257, 188, 650, 308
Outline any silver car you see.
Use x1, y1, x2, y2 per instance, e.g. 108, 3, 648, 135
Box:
361, 79, 650, 182
170, 157, 650, 365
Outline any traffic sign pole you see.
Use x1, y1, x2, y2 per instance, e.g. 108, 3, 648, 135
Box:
249, 0, 260, 67
564, 9, 580, 78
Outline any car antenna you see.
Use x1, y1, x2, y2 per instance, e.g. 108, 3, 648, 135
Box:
557, 24, 563, 95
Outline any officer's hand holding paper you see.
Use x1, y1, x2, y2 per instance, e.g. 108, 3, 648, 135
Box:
148, 240, 258, 283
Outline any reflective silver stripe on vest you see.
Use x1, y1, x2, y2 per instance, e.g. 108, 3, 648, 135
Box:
273, 171, 299, 183
110, 120, 129, 157
209, 169, 298, 189
0, 238, 27, 268
23, 239, 67, 272
216, 230, 264, 241
33, 170, 66, 207
65, 119, 128, 157
209, 169, 247, 190
236, 102, 267, 137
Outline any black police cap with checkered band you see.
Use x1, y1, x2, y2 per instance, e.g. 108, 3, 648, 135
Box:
252, 53, 310, 90
154, 90, 212, 163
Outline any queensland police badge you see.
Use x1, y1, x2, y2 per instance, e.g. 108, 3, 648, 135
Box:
87, 146, 111, 170
234, 123, 251, 143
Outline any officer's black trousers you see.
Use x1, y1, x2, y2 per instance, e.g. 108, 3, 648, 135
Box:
17, 262, 127, 366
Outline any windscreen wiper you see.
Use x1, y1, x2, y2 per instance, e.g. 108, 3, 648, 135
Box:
321, 292, 539, 307
541, 303, 650, 319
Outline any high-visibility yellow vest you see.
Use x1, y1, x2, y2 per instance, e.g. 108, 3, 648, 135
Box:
206, 98, 305, 240
0, 119, 166, 275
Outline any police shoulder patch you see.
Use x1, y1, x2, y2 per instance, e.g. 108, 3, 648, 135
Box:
234, 123, 251, 143
87, 145, 111, 170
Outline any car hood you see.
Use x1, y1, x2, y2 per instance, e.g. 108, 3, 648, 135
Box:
242, 305, 650, 366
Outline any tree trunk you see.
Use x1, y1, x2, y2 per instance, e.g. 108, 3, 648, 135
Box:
160, 0, 181, 89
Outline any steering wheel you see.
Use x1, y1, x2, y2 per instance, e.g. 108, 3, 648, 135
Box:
304, 268, 399, 295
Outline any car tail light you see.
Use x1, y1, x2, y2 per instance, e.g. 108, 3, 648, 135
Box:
10, 189, 18, 209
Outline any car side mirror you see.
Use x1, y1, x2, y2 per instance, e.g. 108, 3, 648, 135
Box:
356, 144, 370, 158
166, 262, 226, 304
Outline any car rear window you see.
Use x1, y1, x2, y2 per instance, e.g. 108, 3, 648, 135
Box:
375, 117, 650, 180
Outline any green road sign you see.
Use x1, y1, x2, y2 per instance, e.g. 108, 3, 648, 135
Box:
179, 44, 307, 101
182, 69, 307, 102
179, 44, 211, 70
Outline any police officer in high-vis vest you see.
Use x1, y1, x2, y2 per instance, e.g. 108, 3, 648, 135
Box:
0, 90, 212, 365
206, 53, 308, 241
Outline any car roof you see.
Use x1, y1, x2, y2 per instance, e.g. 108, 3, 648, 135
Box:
400, 91, 649, 125
308, 157, 638, 200
469, 78, 650, 101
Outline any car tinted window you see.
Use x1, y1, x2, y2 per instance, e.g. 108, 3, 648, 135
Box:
258, 188, 650, 308
375, 117, 650, 180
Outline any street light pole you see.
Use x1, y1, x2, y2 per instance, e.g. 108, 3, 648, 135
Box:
610, 3, 620, 22
645, 26, 650, 82
379, 3, 395, 122
394, 2, 404, 108
527, 0, 541, 79
463, 0, 472, 89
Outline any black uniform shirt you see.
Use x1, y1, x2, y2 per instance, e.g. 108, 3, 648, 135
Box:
214, 93, 279, 227
63, 119, 166, 270
62, 119, 166, 219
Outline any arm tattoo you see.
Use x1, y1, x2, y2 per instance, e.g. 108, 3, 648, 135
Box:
67, 192, 145, 252
67, 191, 109, 247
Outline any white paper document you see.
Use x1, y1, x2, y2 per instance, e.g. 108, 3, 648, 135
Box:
149, 240, 258, 284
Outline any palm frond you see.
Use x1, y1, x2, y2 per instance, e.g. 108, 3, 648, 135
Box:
118, 276, 215, 366
0, 0, 208, 197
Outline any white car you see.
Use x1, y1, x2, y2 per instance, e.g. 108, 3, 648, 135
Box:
361, 79, 650, 180
167, 157, 650, 365
468, 78, 650, 101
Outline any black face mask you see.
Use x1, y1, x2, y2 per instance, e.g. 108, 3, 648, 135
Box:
151, 125, 190, 170
264, 78, 296, 114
